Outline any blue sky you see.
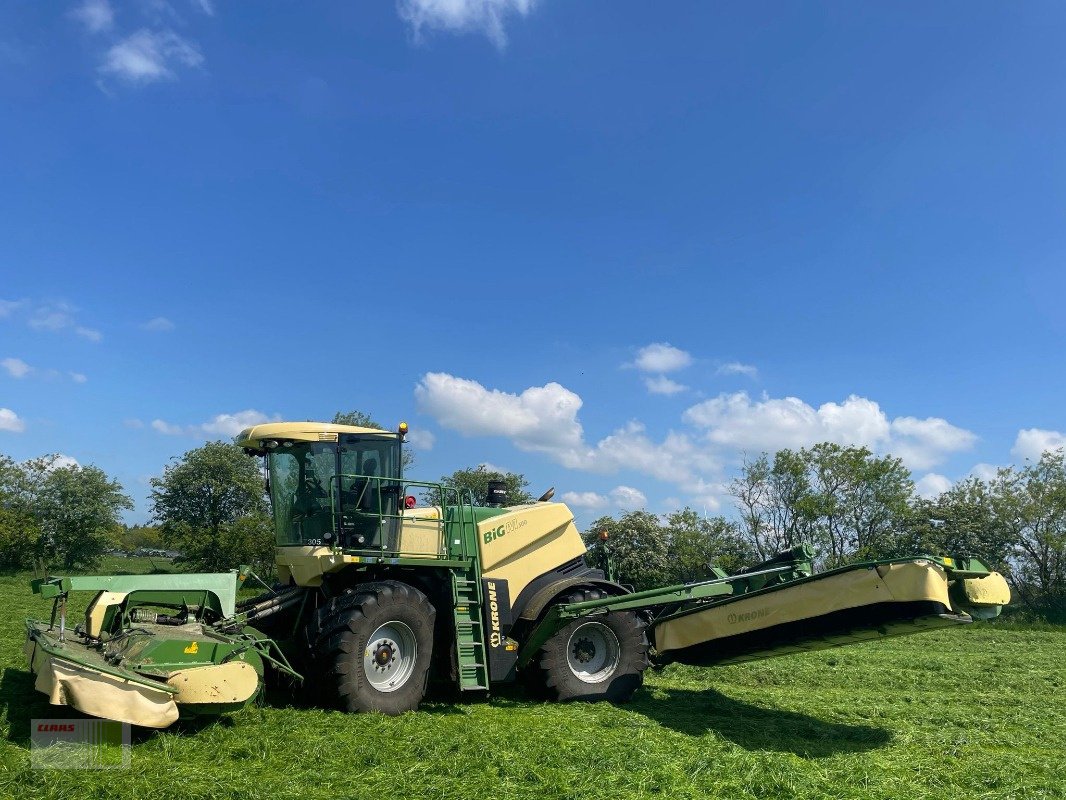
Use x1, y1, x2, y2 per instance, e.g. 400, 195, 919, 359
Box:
1, 0, 1064, 527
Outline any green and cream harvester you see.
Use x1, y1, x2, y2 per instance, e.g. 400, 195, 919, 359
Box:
25, 421, 1012, 727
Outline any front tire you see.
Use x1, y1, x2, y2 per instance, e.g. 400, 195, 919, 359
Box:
534, 611, 649, 703
310, 581, 435, 715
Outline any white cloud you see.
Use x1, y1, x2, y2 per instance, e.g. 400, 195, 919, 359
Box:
477, 461, 509, 474
610, 485, 646, 509
0, 299, 24, 318
71, 0, 115, 34
644, 375, 687, 396
1012, 428, 1066, 462
969, 462, 1001, 482
683, 391, 975, 470
100, 29, 202, 84
0, 409, 25, 432
397, 0, 536, 48
192, 0, 214, 15
560, 486, 647, 511
1, 358, 31, 378
201, 410, 277, 437
915, 473, 952, 499
560, 491, 609, 510
124, 418, 146, 429
416, 372, 587, 464
29, 305, 76, 332
632, 343, 692, 373
141, 316, 175, 332
20, 301, 102, 341
50, 454, 81, 470
152, 409, 280, 438
717, 361, 758, 379
69, 372, 88, 383
151, 418, 184, 435
405, 428, 435, 450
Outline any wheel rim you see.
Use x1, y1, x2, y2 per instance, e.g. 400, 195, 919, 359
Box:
566, 621, 620, 684
363, 621, 418, 692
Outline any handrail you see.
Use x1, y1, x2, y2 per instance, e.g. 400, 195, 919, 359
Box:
325, 474, 478, 561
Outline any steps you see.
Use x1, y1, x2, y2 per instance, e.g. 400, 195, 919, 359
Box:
450, 574, 489, 691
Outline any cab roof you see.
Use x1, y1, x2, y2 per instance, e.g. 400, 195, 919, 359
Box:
234, 421, 396, 448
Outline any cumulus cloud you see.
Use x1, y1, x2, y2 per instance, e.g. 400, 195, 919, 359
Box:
915, 473, 952, 499
141, 316, 175, 332
151, 419, 184, 435
18, 301, 102, 341
397, 0, 536, 48
717, 361, 758, 379
49, 454, 81, 470
415, 372, 587, 464
0, 409, 25, 432
70, 0, 114, 33
405, 428, 435, 451
100, 29, 202, 84
69, 372, 88, 384
0, 299, 24, 318
632, 343, 692, 373
151, 410, 279, 438
1, 358, 31, 379
644, 375, 687, 396
417, 373, 717, 484
683, 392, 975, 470
1012, 428, 1066, 462
559, 491, 608, 510
610, 485, 646, 508
969, 463, 1001, 482
560, 486, 647, 511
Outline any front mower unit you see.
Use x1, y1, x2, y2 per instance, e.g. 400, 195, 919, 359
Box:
24, 573, 298, 728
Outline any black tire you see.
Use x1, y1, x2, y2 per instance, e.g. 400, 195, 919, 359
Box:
528, 591, 649, 703
309, 581, 435, 715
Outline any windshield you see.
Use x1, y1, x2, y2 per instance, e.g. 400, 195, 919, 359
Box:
268, 435, 401, 547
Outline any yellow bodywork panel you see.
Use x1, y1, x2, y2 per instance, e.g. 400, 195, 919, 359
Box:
960, 572, 1011, 606
166, 661, 259, 705
397, 507, 444, 557
478, 503, 587, 604
655, 560, 952, 654
235, 421, 394, 448
84, 591, 128, 638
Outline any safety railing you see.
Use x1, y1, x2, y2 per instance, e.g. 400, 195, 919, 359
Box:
326, 474, 479, 561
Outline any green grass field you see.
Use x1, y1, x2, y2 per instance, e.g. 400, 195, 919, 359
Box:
0, 559, 1062, 800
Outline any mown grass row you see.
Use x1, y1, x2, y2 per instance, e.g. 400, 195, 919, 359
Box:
0, 563, 1062, 800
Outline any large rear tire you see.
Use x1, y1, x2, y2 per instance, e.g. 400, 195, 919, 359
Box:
531, 600, 649, 703
309, 581, 435, 715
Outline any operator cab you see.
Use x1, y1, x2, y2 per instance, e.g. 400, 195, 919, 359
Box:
235, 422, 404, 551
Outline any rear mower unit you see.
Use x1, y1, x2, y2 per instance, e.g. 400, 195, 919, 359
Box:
24, 421, 1011, 728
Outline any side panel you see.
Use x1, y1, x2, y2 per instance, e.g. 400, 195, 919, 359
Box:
477, 504, 587, 608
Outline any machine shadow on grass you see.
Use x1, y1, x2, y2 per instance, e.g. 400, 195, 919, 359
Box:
626, 687, 891, 757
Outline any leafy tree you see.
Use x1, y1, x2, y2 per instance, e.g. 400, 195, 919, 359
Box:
332, 411, 415, 472
150, 441, 268, 572
664, 508, 754, 581
582, 511, 671, 591
895, 478, 1012, 566
730, 444, 914, 568
118, 524, 164, 553
0, 506, 39, 570
428, 465, 534, 507
36, 464, 132, 569
988, 451, 1066, 616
